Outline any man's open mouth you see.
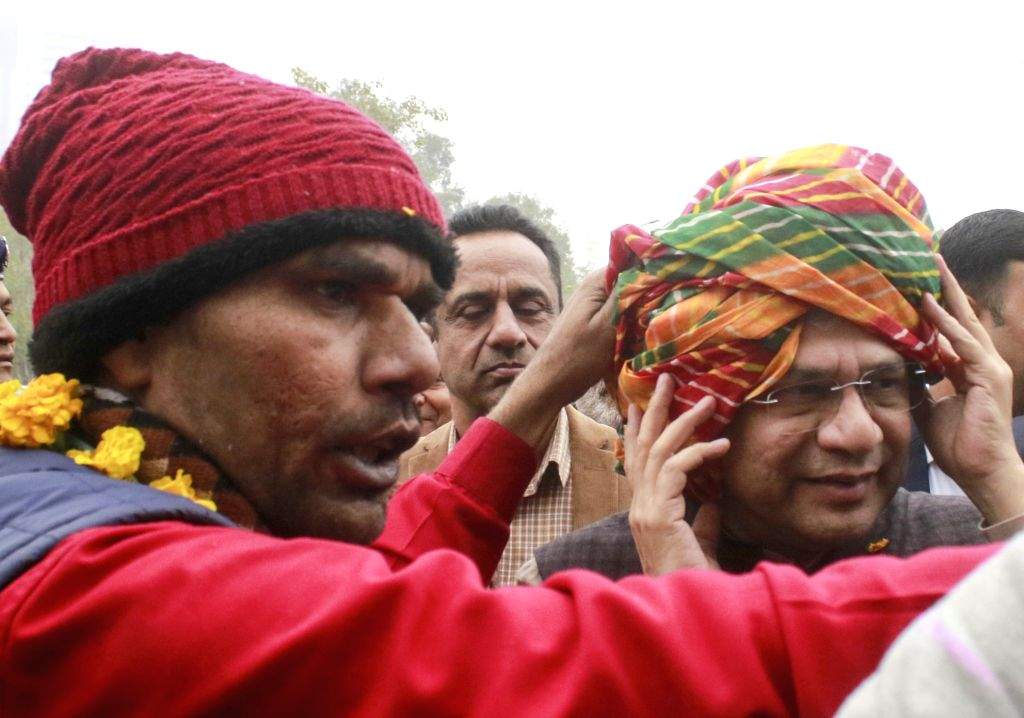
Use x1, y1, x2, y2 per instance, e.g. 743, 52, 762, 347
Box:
330, 428, 418, 492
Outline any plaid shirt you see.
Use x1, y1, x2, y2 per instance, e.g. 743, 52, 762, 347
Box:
448, 408, 572, 587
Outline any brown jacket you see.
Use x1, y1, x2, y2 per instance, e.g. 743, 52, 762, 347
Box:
398, 407, 631, 530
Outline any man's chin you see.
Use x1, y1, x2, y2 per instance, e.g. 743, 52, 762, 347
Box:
791, 509, 882, 550
274, 494, 388, 545
475, 382, 515, 414
333, 497, 389, 545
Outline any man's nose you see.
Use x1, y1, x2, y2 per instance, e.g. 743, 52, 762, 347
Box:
365, 305, 439, 401
816, 387, 884, 454
485, 303, 527, 349
0, 313, 17, 345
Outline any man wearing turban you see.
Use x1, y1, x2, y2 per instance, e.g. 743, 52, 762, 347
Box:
525, 144, 1024, 581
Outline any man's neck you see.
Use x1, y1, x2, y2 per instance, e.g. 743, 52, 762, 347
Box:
451, 399, 558, 452
451, 401, 481, 440
719, 518, 844, 573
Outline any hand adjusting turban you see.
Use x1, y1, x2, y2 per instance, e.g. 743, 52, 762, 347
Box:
607, 144, 943, 441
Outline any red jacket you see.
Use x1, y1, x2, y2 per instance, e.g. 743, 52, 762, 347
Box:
0, 419, 999, 716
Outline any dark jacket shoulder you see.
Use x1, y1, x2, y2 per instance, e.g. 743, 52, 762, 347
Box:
0, 447, 233, 590
876, 488, 985, 557
534, 488, 987, 581
534, 510, 638, 580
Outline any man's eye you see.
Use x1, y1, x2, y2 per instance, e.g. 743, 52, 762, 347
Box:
316, 282, 356, 304
457, 306, 488, 320
776, 382, 831, 404
515, 302, 546, 317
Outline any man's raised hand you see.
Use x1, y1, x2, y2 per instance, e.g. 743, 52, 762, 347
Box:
918, 256, 1024, 524
625, 374, 730, 575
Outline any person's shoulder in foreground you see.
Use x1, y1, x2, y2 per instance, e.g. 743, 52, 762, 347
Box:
838, 530, 1024, 716
0, 502, 1001, 716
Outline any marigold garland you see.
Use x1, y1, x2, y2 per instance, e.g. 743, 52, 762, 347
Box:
150, 469, 217, 512
67, 426, 145, 479
0, 374, 217, 511
0, 374, 83, 447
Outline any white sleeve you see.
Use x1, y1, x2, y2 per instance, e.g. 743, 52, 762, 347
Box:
838, 533, 1024, 716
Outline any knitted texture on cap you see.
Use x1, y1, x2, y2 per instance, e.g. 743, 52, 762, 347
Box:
0, 47, 446, 325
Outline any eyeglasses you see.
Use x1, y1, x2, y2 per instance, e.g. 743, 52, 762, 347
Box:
0, 236, 7, 278
748, 362, 930, 435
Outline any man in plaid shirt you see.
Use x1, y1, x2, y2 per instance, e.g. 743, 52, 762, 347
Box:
399, 204, 631, 585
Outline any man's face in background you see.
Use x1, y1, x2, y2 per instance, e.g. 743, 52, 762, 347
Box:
976, 261, 1024, 416
0, 279, 17, 381
434, 231, 558, 421
414, 375, 452, 435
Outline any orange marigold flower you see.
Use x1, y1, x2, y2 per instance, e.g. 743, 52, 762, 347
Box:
67, 426, 145, 480
149, 469, 218, 512
0, 374, 83, 448
867, 537, 891, 553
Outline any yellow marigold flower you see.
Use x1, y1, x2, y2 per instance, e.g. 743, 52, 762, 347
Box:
67, 426, 145, 480
0, 380, 20, 401
149, 469, 195, 497
0, 374, 83, 448
149, 469, 217, 512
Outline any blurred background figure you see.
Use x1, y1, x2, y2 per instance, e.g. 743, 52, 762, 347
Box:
414, 376, 452, 436
905, 209, 1024, 495
574, 382, 622, 432
0, 237, 17, 381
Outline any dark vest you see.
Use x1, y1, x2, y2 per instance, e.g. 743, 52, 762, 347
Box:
0, 447, 234, 590
534, 488, 987, 580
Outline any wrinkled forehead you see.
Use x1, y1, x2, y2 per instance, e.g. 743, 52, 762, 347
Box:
787, 311, 904, 378
300, 237, 434, 277
450, 232, 557, 297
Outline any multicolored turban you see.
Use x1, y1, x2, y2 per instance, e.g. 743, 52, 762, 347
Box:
607, 144, 943, 441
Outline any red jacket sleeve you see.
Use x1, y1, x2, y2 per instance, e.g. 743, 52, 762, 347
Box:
0, 522, 999, 717
372, 417, 536, 578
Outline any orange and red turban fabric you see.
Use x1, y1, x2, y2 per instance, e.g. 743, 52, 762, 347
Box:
607, 144, 943, 441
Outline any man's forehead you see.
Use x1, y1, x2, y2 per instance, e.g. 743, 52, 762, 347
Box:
450, 233, 555, 293
455, 232, 549, 270
299, 238, 434, 282
307, 236, 416, 261
789, 312, 902, 373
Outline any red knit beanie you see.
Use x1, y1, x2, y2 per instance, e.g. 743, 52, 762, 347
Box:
0, 47, 447, 325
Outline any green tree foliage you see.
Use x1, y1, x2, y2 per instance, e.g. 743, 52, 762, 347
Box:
0, 208, 35, 380
292, 69, 582, 294
292, 69, 465, 217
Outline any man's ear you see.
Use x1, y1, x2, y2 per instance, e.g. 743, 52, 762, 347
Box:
98, 338, 155, 393
966, 294, 996, 331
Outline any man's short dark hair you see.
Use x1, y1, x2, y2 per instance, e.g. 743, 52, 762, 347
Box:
940, 209, 1024, 324
449, 204, 563, 307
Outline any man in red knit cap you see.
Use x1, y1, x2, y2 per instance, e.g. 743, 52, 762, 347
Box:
0, 47, 1013, 716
